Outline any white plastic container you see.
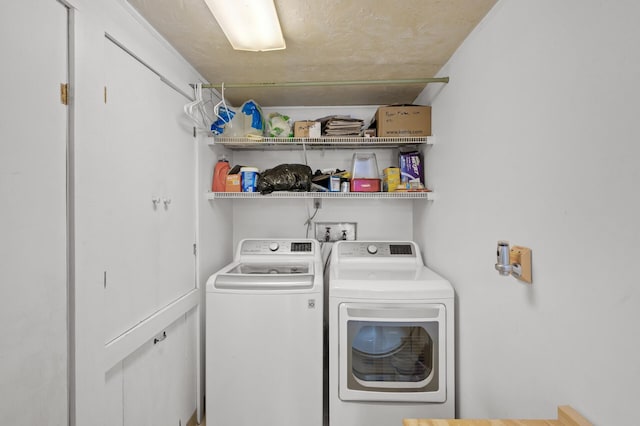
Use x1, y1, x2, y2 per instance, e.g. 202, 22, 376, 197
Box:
351, 152, 379, 178
240, 167, 259, 192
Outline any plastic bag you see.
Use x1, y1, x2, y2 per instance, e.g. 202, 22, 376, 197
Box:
266, 113, 292, 137
241, 100, 264, 135
212, 100, 264, 137
210, 106, 235, 135
257, 164, 312, 194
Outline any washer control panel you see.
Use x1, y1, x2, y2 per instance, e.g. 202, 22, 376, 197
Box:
240, 239, 314, 255
338, 242, 416, 257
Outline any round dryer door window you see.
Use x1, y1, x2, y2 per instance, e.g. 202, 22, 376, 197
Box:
338, 303, 447, 402
351, 325, 433, 383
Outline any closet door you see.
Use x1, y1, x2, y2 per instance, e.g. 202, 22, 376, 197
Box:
0, 1, 68, 424
122, 312, 197, 426
102, 39, 195, 342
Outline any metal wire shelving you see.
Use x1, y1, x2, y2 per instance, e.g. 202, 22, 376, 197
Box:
208, 136, 434, 150
206, 191, 434, 200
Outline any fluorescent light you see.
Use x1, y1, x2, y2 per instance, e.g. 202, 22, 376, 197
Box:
204, 0, 286, 51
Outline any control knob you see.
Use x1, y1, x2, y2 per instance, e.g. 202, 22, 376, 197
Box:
367, 244, 378, 255
269, 242, 280, 252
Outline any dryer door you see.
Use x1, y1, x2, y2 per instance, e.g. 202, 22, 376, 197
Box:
338, 303, 446, 402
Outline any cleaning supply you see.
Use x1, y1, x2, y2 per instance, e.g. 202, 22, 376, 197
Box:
212, 159, 230, 192
240, 167, 259, 192
383, 167, 401, 192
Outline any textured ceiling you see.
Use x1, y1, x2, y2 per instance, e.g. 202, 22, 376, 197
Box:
127, 0, 497, 106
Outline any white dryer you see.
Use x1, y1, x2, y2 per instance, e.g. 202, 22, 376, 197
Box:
328, 241, 454, 426
206, 239, 323, 426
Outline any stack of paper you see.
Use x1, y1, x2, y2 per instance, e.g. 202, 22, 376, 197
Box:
317, 115, 364, 136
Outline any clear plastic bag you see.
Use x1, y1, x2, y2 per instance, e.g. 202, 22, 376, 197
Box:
266, 113, 293, 137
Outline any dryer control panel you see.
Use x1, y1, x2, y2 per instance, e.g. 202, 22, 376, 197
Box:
337, 242, 416, 257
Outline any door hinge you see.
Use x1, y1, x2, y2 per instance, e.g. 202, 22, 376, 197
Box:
104, 86, 107, 104
60, 83, 68, 105
193, 243, 197, 256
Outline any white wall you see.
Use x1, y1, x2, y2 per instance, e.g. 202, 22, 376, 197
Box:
198, 137, 234, 412
0, 2, 68, 425
414, 1, 640, 424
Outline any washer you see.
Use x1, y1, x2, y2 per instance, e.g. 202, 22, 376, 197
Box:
328, 241, 454, 426
206, 238, 323, 426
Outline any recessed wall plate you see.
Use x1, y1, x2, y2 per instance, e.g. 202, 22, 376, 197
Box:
314, 222, 357, 242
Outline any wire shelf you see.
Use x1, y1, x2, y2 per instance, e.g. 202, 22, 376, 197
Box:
206, 191, 434, 200
209, 136, 434, 150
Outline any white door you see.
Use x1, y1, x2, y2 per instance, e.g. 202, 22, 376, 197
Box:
101, 38, 196, 342
122, 313, 197, 426
0, 1, 68, 425
338, 303, 447, 402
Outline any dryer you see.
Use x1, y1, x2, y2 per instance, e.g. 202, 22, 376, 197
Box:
328, 241, 454, 426
206, 238, 323, 426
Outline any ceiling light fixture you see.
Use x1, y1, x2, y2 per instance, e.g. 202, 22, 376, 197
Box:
204, 0, 286, 52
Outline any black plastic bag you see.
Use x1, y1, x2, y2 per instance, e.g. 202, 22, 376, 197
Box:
257, 164, 312, 194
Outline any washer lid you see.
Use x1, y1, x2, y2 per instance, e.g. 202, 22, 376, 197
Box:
228, 263, 310, 275
206, 260, 319, 292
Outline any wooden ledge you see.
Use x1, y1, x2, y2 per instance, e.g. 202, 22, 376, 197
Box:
403, 405, 592, 426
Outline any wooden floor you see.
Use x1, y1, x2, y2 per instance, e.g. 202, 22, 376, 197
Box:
199, 406, 590, 426
402, 406, 591, 426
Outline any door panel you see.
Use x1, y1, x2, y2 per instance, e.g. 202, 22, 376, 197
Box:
123, 314, 195, 426
0, 1, 68, 424
105, 363, 124, 426
151, 73, 197, 310
102, 39, 195, 342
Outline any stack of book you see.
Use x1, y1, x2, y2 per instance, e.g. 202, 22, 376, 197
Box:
317, 115, 364, 136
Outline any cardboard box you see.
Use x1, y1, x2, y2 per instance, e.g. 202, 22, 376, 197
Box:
383, 167, 400, 178
225, 174, 241, 192
399, 151, 424, 184
383, 176, 400, 192
375, 105, 431, 137
383, 167, 401, 192
383, 167, 401, 190
294, 121, 321, 138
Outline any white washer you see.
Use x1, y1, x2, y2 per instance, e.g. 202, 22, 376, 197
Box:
206, 238, 323, 426
328, 241, 454, 426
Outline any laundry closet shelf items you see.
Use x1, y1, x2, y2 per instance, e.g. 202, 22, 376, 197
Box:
207, 135, 435, 200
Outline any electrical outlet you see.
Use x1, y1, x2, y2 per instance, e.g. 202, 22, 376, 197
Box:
314, 222, 357, 242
